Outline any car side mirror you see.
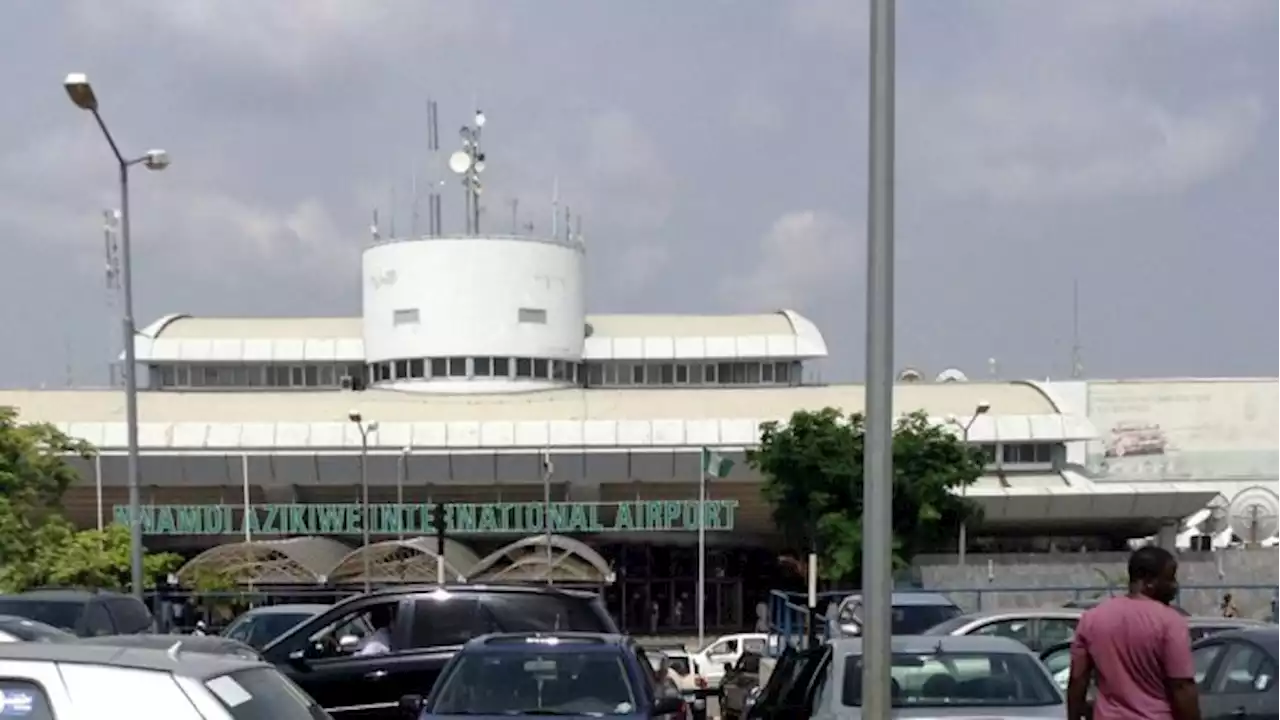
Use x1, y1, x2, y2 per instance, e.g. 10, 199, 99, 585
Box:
337, 635, 360, 652
651, 695, 684, 716
398, 694, 424, 718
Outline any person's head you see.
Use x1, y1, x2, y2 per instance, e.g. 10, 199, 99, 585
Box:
1128, 546, 1178, 604
1222, 593, 1233, 605
368, 605, 394, 630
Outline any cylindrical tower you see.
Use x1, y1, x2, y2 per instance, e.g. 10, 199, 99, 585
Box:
361, 234, 586, 393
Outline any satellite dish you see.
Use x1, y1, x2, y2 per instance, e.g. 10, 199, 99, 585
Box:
897, 367, 924, 383
935, 368, 969, 383
448, 151, 472, 174
1227, 486, 1279, 545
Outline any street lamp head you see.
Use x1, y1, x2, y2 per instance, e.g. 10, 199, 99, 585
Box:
63, 73, 98, 111
367, 421, 380, 432
348, 410, 362, 423
474, 110, 486, 128
975, 400, 991, 415
142, 149, 170, 171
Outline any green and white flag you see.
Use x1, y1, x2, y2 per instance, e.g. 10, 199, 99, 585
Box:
701, 448, 734, 478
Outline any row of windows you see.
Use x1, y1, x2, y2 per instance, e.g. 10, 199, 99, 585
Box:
148, 359, 804, 390
973, 442, 1057, 468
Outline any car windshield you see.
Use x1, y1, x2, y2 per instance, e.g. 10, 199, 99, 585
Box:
843, 652, 1061, 708
0, 601, 82, 633
0, 616, 76, 643
892, 605, 963, 635
224, 612, 315, 649
666, 656, 691, 675
431, 648, 638, 716
205, 668, 329, 720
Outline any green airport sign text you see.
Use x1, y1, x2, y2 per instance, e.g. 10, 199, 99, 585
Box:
113, 500, 739, 537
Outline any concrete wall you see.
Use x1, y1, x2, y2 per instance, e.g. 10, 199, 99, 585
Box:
916, 549, 1279, 619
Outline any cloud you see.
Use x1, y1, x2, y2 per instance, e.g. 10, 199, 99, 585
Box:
723, 210, 860, 310
786, 0, 868, 40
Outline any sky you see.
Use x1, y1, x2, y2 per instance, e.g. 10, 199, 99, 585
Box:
0, 0, 1275, 387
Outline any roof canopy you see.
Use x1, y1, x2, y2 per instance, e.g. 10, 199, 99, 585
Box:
470, 534, 615, 584
176, 536, 352, 585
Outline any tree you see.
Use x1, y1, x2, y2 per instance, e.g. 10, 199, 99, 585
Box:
749, 408, 985, 584
0, 406, 185, 593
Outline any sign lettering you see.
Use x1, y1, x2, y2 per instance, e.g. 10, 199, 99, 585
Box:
113, 500, 739, 537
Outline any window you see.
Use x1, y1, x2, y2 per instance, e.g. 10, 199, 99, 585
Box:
159, 365, 176, 387
318, 365, 335, 386
631, 364, 645, 384
743, 638, 767, 655
473, 357, 491, 376
703, 364, 717, 384
587, 363, 604, 387
290, 366, 305, 386
448, 358, 467, 377
305, 604, 387, 658
676, 364, 689, 384
745, 363, 761, 383
0, 680, 54, 720
190, 365, 207, 386
978, 444, 998, 465
409, 597, 486, 648
761, 363, 774, 383
480, 594, 616, 634
615, 363, 634, 385
660, 364, 675, 384
392, 308, 420, 326
493, 357, 511, 377
430, 358, 447, 377
433, 648, 636, 716
0, 600, 81, 633
645, 363, 663, 386
1193, 644, 1226, 686
706, 639, 739, 658
394, 360, 409, 379
176, 365, 190, 386
533, 359, 549, 378
206, 668, 327, 720
1003, 443, 1054, 465
107, 598, 153, 634
85, 602, 114, 636
843, 652, 1059, 708
552, 360, 567, 381
775, 362, 792, 384
1211, 642, 1276, 694
972, 618, 1033, 646
1038, 617, 1077, 647
409, 359, 425, 378
518, 307, 547, 324
515, 358, 533, 378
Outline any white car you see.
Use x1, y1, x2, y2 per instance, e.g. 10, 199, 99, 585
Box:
0, 639, 330, 719
690, 633, 768, 687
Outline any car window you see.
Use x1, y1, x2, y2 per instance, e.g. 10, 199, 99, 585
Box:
0, 678, 55, 720
229, 613, 325, 650
740, 653, 762, 674
432, 647, 637, 716
206, 668, 328, 720
632, 646, 659, 694
892, 605, 962, 635
972, 619, 1033, 645
0, 601, 82, 633
708, 639, 738, 656
1193, 644, 1226, 687
107, 598, 153, 634
1210, 643, 1277, 695
843, 651, 1060, 708
409, 597, 486, 648
480, 594, 616, 634
84, 602, 114, 637
305, 601, 397, 658
1038, 618, 1077, 646
743, 638, 766, 655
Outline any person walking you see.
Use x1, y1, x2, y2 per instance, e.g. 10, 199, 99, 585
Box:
1068, 546, 1201, 720
1220, 592, 1239, 618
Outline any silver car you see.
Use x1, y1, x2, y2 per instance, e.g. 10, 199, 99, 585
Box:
921, 608, 1084, 652
802, 635, 1065, 718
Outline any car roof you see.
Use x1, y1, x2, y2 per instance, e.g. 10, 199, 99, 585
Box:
358, 583, 598, 600
80, 634, 258, 655
0, 641, 267, 678
1186, 616, 1272, 628
831, 634, 1038, 655
464, 632, 629, 649
838, 592, 956, 607
241, 604, 331, 615
949, 608, 1084, 623
1199, 626, 1279, 646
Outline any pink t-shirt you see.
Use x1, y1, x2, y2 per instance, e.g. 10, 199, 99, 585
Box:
1070, 595, 1195, 720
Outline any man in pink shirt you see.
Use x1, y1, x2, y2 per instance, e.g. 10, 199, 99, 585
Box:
1068, 546, 1201, 720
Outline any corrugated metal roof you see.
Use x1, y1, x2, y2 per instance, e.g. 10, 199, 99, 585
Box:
587, 313, 795, 338
157, 317, 361, 340
0, 382, 1058, 424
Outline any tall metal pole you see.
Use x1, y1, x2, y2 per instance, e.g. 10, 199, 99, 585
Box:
862, 1, 896, 718
542, 449, 554, 585
116, 158, 146, 602
397, 448, 407, 541
360, 429, 371, 594
696, 450, 707, 649
958, 425, 969, 567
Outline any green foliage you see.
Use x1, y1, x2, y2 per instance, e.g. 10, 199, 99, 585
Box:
0, 406, 183, 593
749, 408, 985, 584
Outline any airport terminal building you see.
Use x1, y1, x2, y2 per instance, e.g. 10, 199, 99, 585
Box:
2, 230, 1262, 633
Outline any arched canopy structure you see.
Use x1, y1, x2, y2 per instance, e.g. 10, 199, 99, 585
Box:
470, 535, 614, 584
328, 537, 481, 584
177, 536, 352, 585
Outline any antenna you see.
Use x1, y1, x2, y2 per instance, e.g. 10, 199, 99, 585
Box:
1070, 278, 1084, 379
452, 108, 487, 235
389, 185, 397, 238
551, 176, 560, 237
564, 205, 571, 243
410, 166, 419, 237
64, 335, 73, 388
509, 198, 519, 234
575, 214, 583, 244
370, 209, 381, 242
427, 99, 442, 236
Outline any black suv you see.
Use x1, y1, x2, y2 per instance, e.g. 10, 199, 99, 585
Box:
260, 584, 621, 720
0, 589, 154, 637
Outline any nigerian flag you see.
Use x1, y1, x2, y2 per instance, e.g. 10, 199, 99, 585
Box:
701, 447, 734, 478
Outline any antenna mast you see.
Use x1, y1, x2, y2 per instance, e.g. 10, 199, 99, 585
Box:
103, 209, 122, 385
551, 176, 560, 237
1070, 278, 1084, 378
449, 109, 487, 235
427, 99, 442, 236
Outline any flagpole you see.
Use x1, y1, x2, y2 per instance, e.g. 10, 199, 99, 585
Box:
697, 447, 707, 649
543, 446, 554, 585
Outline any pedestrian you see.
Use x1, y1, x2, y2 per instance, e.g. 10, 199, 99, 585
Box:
1068, 546, 1201, 720
1220, 592, 1239, 618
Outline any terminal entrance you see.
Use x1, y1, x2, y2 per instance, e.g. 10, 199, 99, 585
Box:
597, 543, 782, 635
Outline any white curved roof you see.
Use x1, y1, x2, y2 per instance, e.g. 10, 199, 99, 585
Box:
132, 309, 829, 363
0, 383, 1096, 451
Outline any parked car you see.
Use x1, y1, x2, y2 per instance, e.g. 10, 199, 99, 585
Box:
0, 589, 153, 637
80, 633, 263, 660
404, 632, 686, 719
1063, 596, 1191, 616
221, 603, 333, 650
690, 632, 767, 687
0, 615, 76, 644
828, 591, 963, 639
1191, 626, 1278, 720
650, 646, 710, 719
260, 584, 620, 720
749, 634, 1063, 718
0, 639, 330, 718
921, 608, 1084, 652
718, 651, 762, 720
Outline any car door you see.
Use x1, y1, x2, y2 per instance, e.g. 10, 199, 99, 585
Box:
762, 646, 829, 719
1199, 640, 1278, 720
270, 597, 407, 720
383, 593, 490, 707
723, 653, 761, 714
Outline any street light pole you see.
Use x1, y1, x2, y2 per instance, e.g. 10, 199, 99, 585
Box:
64, 73, 170, 603
947, 401, 990, 567
861, 2, 896, 718
397, 447, 409, 541
348, 411, 377, 594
